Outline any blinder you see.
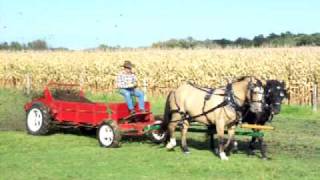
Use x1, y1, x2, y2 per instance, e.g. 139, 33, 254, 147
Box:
248, 80, 265, 105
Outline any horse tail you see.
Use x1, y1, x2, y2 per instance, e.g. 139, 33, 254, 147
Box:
161, 91, 173, 134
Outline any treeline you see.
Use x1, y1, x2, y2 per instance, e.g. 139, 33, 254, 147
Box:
152, 31, 320, 49
0, 40, 68, 51
2, 31, 320, 51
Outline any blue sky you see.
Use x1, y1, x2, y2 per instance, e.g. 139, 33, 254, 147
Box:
0, 0, 319, 49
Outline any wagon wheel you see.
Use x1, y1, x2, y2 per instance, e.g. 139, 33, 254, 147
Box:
97, 120, 121, 148
147, 121, 168, 144
26, 103, 52, 135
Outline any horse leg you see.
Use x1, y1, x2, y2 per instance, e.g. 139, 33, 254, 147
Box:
216, 121, 228, 160
258, 136, 268, 160
207, 125, 216, 151
180, 121, 190, 154
248, 137, 257, 155
166, 113, 180, 150
224, 125, 236, 154
249, 137, 257, 149
166, 121, 178, 150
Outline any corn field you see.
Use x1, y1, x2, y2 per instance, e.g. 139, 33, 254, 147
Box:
1, 47, 320, 104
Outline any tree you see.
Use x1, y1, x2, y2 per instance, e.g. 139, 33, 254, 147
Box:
0, 42, 9, 50
213, 38, 233, 48
99, 44, 109, 51
234, 37, 253, 47
297, 35, 316, 46
267, 33, 280, 40
253, 34, 265, 47
10, 42, 23, 50
151, 31, 320, 49
186, 36, 196, 49
27, 40, 48, 50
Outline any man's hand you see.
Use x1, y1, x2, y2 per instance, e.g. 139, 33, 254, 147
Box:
127, 82, 137, 88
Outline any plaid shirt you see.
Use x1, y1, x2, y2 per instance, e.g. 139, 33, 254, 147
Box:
116, 71, 137, 89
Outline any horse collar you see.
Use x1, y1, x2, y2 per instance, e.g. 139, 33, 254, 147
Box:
226, 83, 242, 111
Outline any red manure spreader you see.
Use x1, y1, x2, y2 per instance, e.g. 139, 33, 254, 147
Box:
24, 82, 166, 147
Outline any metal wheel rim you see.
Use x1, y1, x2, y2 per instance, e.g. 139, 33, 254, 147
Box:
99, 125, 114, 147
152, 131, 165, 141
27, 108, 43, 132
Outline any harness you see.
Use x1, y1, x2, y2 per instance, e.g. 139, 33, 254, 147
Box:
171, 82, 248, 127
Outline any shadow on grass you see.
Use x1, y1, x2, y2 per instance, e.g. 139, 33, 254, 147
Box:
51, 127, 97, 139
54, 127, 268, 159
164, 137, 268, 159
50, 127, 163, 145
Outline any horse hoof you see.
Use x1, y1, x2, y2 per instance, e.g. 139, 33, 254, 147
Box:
166, 147, 174, 151
182, 146, 190, 154
221, 156, 229, 161
248, 151, 255, 156
166, 139, 177, 150
219, 152, 229, 161
166, 144, 176, 150
183, 151, 190, 155
166, 146, 175, 151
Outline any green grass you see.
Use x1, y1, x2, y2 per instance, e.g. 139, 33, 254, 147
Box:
0, 88, 30, 131
0, 88, 320, 179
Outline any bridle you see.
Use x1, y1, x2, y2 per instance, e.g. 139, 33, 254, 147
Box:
231, 80, 265, 111
265, 85, 286, 113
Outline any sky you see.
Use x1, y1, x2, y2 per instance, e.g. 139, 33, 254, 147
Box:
0, 0, 319, 49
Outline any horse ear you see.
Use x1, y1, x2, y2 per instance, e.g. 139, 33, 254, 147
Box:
284, 89, 289, 98
260, 79, 267, 86
225, 78, 232, 84
248, 76, 255, 84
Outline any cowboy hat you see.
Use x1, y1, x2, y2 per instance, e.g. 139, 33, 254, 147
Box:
122, 60, 134, 69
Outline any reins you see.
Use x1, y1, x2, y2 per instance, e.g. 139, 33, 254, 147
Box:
187, 82, 215, 95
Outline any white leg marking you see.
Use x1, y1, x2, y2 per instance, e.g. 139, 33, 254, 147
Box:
219, 152, 229, 160
166, 138, 177, 149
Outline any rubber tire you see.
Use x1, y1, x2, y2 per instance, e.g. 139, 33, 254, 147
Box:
147, 125, 168, 144
97, 121, 121, 148
26, 103, 51, 135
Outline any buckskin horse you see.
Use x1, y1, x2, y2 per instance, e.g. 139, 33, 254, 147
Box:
161, 76, 265, 160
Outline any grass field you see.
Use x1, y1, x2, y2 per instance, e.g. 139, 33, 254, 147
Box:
0, 88, 320, 179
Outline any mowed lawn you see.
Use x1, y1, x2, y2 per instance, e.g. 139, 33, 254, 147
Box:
0, 88, 320, 180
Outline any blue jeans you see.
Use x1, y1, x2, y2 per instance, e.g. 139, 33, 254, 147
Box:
119, 88, 145, 111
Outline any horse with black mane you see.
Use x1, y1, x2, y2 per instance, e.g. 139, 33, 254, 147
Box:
241, 80, 287, 159
161, 76, 265, 160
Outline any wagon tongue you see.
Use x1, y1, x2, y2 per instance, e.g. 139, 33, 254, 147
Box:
143, 124, 161, 132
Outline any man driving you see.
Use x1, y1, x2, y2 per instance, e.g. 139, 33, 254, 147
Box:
116, 60, 145, 114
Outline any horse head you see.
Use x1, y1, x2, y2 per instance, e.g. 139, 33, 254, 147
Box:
265, 80, 287, 114
232, 76, 265, 113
